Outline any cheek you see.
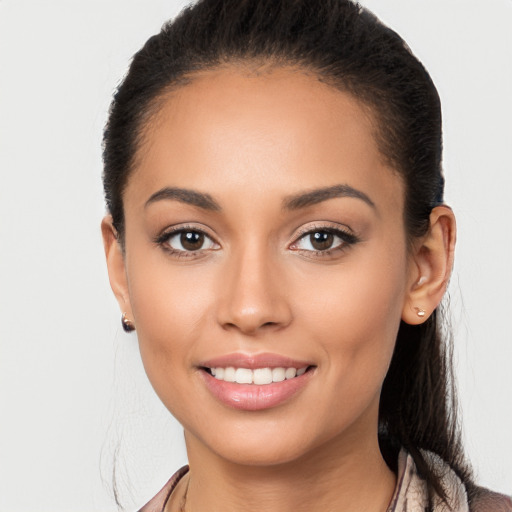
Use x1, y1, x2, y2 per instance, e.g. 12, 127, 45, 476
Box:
291, 240, 408, 387
125, 251, 217, 385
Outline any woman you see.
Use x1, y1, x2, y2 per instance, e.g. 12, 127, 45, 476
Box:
101, 0, 512, 511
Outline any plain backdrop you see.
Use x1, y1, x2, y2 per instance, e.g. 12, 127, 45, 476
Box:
0, 1, 511, 511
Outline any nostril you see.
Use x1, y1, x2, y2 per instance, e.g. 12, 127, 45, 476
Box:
217, 297, 293, 334
221, 319, 280, 334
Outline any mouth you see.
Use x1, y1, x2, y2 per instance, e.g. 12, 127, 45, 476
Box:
202, 365, 312, 384
197, 354, 316, 411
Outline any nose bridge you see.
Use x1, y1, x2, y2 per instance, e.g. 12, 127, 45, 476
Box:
217, 238, 291, 334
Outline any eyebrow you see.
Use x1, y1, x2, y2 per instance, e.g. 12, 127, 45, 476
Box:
144, 184, 375, 212
283, 184, 376, 211
145, 187, 221, 211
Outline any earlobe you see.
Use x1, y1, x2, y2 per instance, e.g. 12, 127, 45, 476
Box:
101, 216, 133, 317
402, 206, 456, 325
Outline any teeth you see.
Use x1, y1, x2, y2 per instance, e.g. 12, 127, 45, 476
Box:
285, 367, 296, 379
210, 366, 309, 384
224, 367, 236, 382
235, 368, 253, 384
272, 367, 285, 382
253, 368, 273, 385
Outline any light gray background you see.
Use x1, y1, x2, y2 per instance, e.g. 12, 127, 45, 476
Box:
0, 1, 511, 511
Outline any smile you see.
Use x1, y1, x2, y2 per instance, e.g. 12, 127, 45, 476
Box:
199, 357, 315, 411
207, 366, 308, 385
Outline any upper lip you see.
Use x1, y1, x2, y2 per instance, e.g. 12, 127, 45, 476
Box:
199, 352, 315, 370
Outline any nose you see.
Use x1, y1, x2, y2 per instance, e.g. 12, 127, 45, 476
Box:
216, 245, 293, 336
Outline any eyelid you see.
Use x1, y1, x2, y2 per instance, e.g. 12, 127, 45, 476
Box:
288, 222, 360, 255
155, 222, 215, 239
154, 221, 358, 258
154, 223, 221, 254
290, 221, 357, 242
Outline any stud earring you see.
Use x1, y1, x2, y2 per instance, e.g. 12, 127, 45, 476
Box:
121, 312, 135, 332
414, 307, 426, 318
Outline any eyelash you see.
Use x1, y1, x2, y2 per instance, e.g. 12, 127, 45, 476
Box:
289, 224, 359, 258
154, 223, 359, 259
154, 225, 219, 259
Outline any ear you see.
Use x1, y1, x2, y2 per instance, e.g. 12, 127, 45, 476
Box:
402, 206, 456, 325
101, 215, 133, 320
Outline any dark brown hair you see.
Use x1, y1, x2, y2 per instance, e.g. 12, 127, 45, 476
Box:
103, 0, 474, 507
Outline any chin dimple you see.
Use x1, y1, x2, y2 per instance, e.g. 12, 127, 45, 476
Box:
208, 366, 309, 385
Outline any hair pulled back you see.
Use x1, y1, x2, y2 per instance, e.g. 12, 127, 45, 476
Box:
103, 0, 474, 506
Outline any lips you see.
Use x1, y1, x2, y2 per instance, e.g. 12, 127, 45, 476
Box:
209, 366, 308, 384
198, 353, 316, 411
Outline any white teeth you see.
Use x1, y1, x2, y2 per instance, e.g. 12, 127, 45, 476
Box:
285, 367, 297, 379
211, 366, 309, 384
223, 367, 236, 382
235, 368, 253, 384
272, 367, 286, 382
253, 368, 273, 385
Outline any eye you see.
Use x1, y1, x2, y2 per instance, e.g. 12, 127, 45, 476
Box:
290, 227, 358, 255
301, 231, 338, 251
157, 227, 219, 254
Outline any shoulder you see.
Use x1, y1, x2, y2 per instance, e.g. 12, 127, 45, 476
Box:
138, 466, 189, 512
470, 487, 512, 512
393, 449, 512, 512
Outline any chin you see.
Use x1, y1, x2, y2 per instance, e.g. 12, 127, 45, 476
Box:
213, 437, 316, 467
184, 409, 360, 470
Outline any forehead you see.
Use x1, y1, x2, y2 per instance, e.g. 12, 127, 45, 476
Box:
127, 66, 403, 214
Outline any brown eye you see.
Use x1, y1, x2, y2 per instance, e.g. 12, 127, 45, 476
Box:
310, 232, 334, 250
291, 227, 358, 255
163, 229, 218, 253
181, 231, 205, 251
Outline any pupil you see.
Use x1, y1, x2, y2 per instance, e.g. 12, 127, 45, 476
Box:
181, 231, 204, 251
311, 231, 333, 250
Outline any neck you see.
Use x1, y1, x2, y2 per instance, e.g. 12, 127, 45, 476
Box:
179, 429, 396, 512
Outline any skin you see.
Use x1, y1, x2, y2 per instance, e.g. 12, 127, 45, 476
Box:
102, 67, 455, 512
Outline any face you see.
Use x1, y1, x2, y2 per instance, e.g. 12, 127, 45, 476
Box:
109, 67, 418, 466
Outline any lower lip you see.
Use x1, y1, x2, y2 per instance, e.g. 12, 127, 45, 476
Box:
200, 370, 314, 411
